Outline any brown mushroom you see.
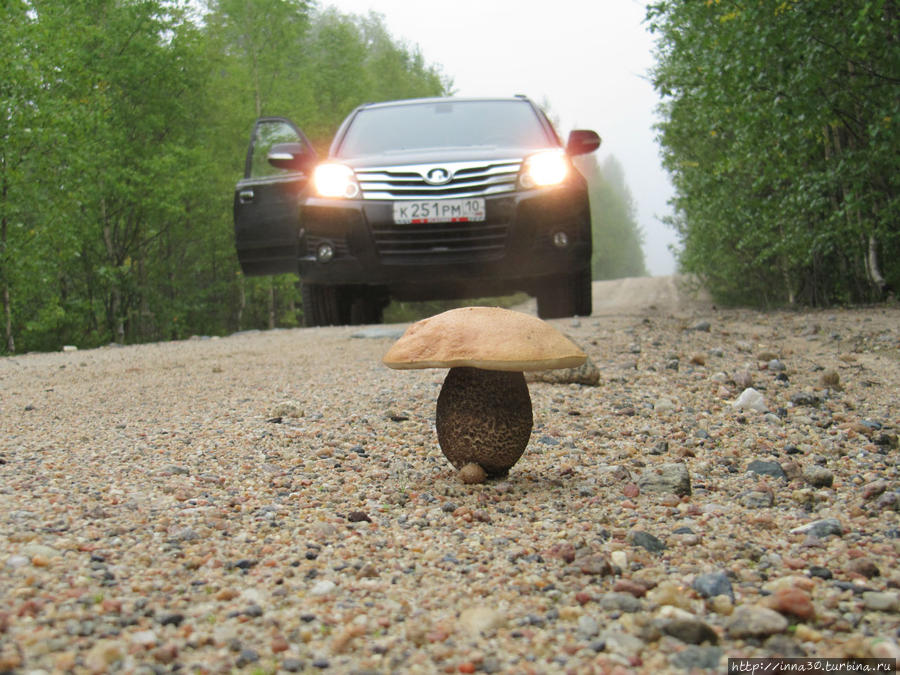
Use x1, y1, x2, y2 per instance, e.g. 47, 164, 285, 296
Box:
383, 306, 586, 479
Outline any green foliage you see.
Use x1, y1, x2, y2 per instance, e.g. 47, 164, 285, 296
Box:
648, 0, 899, 306
1, 0, 449, 353
580, 155, 648, 280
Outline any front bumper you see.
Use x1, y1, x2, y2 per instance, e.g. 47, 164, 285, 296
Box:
298, 185, 591, 299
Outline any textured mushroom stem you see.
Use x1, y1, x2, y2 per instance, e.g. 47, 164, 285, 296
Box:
435, 367, 533, 477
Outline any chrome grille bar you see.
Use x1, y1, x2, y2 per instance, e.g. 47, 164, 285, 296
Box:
355, 159, 521, 200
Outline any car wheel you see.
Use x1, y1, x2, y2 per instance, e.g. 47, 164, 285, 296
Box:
301, 283, 343, 326
536, 270, 592, 319
573, 268, 593, 317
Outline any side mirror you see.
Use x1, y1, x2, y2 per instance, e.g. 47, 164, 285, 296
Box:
268, 142, 315, 171
566, 129, 601, 156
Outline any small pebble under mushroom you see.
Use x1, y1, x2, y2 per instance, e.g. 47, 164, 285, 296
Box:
458, 462, 488, 484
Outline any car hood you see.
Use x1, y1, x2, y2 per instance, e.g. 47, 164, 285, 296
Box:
336, 146, 550, 169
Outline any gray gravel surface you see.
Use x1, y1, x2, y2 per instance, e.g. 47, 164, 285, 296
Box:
2, 283, 899, 674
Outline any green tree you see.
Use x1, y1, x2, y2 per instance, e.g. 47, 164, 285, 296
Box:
38, 0, 220, 345
648, 0, 899, 306
1, 2, 29, 352
356, 11, 449, 104
580, 155, 647, 279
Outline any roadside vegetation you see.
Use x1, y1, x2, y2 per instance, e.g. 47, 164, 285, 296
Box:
648, 0, 898, 307
583, 156, 648, 281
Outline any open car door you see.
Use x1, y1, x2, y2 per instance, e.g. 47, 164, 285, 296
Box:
233, 117, 317, 276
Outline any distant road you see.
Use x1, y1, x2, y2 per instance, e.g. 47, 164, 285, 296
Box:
589, 275, 712, 316
516, 275, 712, 317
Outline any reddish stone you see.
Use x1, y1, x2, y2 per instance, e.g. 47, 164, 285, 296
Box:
623, 483, 640, 498
862, 480, 888, 500
846, 558, 880, 579
660, 494, 681, 507
152, 644, 179, 665
575, 591, 594, 605
546, 543, 576, 564
773, 587, 816, 620
427, 628, 449, 643
613, 579, 649, 598
16, 600, 43, 618
575, 554, 613, 576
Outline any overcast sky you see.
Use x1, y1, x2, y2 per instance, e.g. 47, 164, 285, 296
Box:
323, 0, 678, 276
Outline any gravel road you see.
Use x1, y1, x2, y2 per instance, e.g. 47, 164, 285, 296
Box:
1, 277, 898, 674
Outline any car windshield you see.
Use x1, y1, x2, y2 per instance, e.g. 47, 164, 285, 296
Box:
334, 100, 554, 158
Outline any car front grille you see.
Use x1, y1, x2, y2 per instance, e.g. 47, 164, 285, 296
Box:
371, 221, 509, 265
356, 160, 522, 200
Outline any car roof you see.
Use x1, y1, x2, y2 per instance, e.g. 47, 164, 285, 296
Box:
355, 95, 533, 110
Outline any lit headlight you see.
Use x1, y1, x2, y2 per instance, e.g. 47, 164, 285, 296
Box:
313, 163, 360, 199
520, 150, 569, 189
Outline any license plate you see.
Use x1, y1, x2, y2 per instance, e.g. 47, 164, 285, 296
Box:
393, 198, 485, 224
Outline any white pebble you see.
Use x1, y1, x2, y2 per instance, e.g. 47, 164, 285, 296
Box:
732, 387, 768, 413
654, 398, 676, 413
6, 555, 29, 569
310, 580, 336, 596
241, 588, 264, 604
577, 614, 599, 637
458, 606, 505, 636
130, 630, 158, 647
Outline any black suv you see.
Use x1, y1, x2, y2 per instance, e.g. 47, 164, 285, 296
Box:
233, 96, 600, 326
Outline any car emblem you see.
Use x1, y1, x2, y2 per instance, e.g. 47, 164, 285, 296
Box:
424, 167, 452, 185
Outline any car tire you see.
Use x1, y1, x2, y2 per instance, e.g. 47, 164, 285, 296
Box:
536, 270, 593, 320
573, 268, 593, 317
302, 283, 388, 327
301, 283, 343, 327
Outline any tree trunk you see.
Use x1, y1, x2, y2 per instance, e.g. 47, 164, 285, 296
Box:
101, 201, 125, 344
138, 255, 151, 340
866, 235, 887, 296
781, 263, 796, 306
3, 281, 12, 354
1, 169, 13, 353
1, 225, 12, 353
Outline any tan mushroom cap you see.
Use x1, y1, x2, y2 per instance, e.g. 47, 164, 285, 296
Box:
383, 306, 587, 372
